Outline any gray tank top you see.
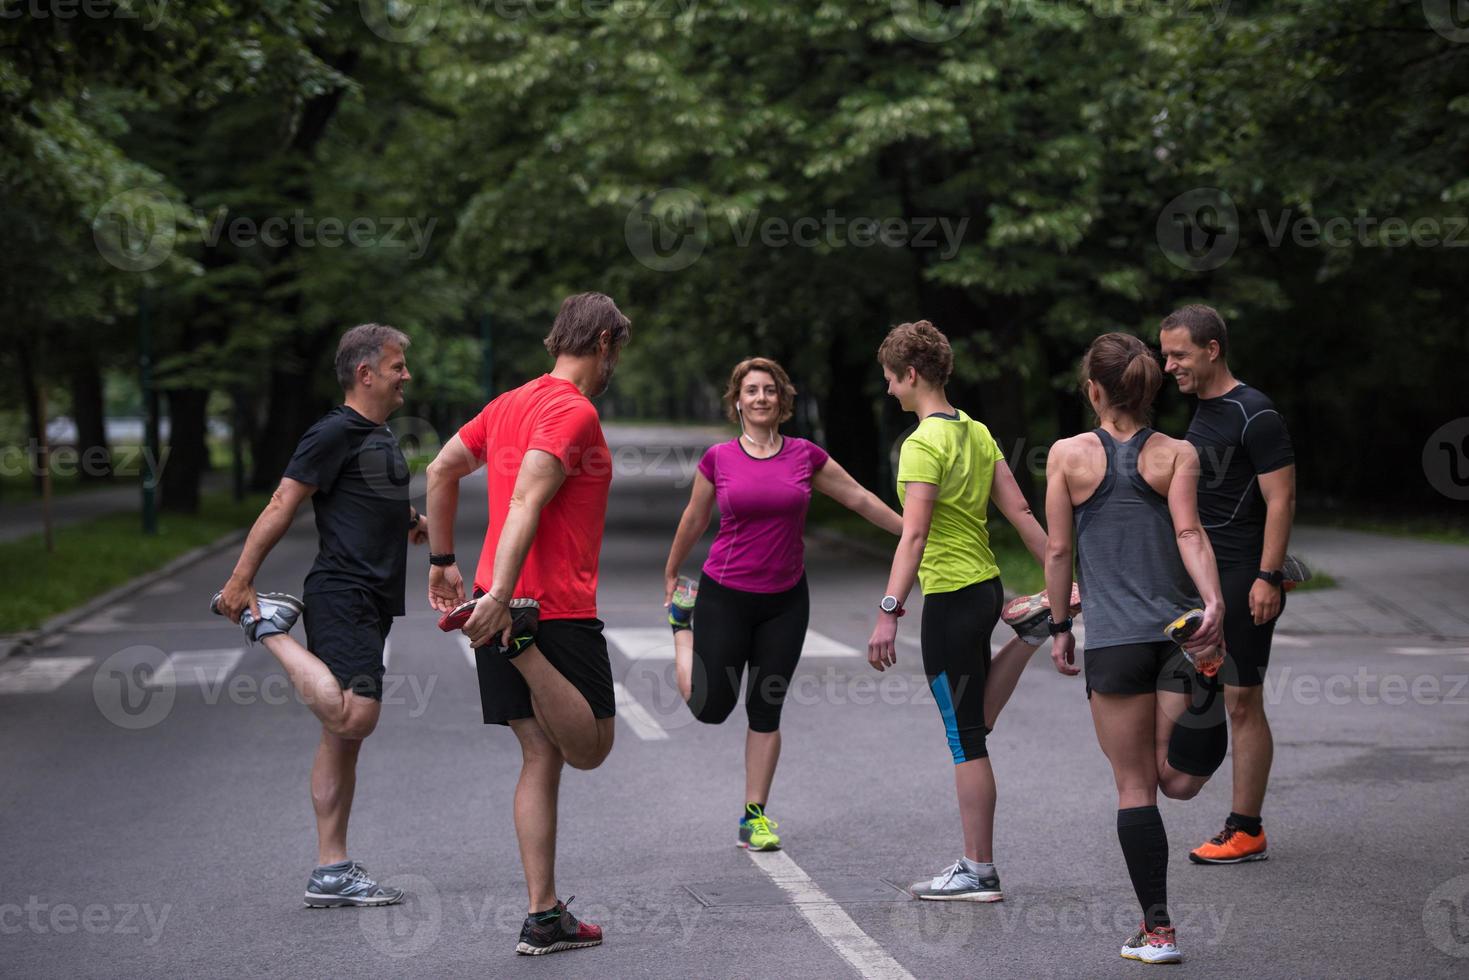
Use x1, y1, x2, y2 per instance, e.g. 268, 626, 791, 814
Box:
1074, 427, 1199, 648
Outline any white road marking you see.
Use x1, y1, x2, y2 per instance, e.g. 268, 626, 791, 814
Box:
382, 639, 392, 669
457, 636, 477, 671
1390, 646, 1469, 656
1273, 634, 1312, 647
604, 628, 862, 661
744, 850, 914, 980
612, 681, 669, 740
146, 649, 244, 688
0, 657, 95, 694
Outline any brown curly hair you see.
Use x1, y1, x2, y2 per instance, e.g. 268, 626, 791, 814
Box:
722, 357, 797, 424
877, 320, 953, 386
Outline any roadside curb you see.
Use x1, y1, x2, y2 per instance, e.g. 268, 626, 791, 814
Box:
0, 528, 250, 665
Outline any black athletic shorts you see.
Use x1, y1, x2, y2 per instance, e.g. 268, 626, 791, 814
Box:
1084, 641, 1195, 698
304, 588, 393, 701
1219, 563, 1284, 688
474, 613, 616, 727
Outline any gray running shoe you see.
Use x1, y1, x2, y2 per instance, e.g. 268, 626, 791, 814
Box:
303, 860, 405, 908
210, 590, 302, 643
909, 860, 1003, 902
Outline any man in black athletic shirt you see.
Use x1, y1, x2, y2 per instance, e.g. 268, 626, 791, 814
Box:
1159, 304, 1296, 865
214, 323, 428, 906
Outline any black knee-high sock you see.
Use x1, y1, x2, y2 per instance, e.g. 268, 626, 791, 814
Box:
1117, 806, 1170, 930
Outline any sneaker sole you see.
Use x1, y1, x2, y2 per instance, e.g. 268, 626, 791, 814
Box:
303, 892, 404, 908
1188, 850, 1267, 865
736, 840, 782, 851
912, 891, 1004, 902
516, 938, 602, 955
1120, 950, 1183, 964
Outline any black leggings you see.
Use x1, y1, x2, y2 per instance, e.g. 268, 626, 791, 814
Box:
921, 577, 1003, 764
688, 572, 809, 733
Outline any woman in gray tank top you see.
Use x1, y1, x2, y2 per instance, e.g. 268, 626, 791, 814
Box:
1041, 333, 1227, 965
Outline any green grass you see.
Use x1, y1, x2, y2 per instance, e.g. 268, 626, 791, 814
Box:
0, 492, 268, 634
805, 496, 1046, 594
1290, 569, 1337, 592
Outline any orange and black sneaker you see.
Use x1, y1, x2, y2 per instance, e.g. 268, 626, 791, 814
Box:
1189, 824, 1267, 864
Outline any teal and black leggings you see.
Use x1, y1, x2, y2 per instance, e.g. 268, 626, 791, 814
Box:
921, 577, 1003, 764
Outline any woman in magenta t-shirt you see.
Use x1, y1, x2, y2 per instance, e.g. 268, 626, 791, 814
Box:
663, 357, 902, 850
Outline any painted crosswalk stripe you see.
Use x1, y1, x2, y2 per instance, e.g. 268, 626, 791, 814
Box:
457, 636, 477, 671
382, 639, 393, 670
1390, 646, 1469, 656
0, 657, 95, 694
146, 649, 244, 688
604, 628, 861, 661
745, 850, 913, 980
1273, 634, 1312, 647
612, 681, 670, 740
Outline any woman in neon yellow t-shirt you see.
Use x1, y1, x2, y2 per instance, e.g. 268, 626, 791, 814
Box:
866, 319, 1049, 902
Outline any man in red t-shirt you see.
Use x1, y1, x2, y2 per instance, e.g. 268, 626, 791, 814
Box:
424, 291, 630, 956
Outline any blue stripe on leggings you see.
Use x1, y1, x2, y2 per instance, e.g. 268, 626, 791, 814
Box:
930, 671, 966, 764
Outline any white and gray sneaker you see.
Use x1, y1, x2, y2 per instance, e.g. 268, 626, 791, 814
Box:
303, 860, 405, 908
210, 590, 303, 643
909, 859, 1003, 902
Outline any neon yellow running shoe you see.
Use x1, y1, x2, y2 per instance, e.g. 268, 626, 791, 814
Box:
738, 804, 781, 851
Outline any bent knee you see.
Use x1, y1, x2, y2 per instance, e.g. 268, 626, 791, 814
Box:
691, 697, 737, 727
1159, 774, 1203, 800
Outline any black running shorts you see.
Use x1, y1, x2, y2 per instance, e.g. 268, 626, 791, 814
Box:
1084, 641, 1194, 698
474, 617, 616, 726
1218, 563, 1284, 688
304, 588, 393, 701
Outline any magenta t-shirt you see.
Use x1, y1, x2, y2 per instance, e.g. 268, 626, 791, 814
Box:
697, 437, 830, 593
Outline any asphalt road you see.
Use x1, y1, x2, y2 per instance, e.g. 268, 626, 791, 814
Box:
3, 426, 1468, 978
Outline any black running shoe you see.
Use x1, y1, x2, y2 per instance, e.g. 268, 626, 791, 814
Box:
490, 598, 541, 659
516, 897, 602, 955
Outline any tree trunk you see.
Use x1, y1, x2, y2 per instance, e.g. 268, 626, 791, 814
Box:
71, 351, 112, 482
160, 388, 209, 513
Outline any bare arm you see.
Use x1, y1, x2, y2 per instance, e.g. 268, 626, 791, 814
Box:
663, 472, 716, 603
1043, 443, 1080, 675
990, 458, 1047, 564
216, 478, 314, 621
867, 482, 936, 671
461, 449, 567, 647
811, 457, 903, 535
1251, 464, 1296, 624
1167, 441, 1225, 649
424, 433, 484, 611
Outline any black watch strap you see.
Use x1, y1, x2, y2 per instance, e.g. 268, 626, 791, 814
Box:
1047, 614, 1074, 636
1257, 569, 1284, 586
429, 552, 456, 567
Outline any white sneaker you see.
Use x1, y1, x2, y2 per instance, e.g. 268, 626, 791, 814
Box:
1120, 923, 1182, 964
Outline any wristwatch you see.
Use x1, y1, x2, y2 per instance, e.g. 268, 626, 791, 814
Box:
1257, 569, 1284, 587
1047, 614, 1074, 636
879, 595, 905, 617
408, 510, 424, 530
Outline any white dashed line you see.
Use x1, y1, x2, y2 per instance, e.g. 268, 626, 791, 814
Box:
146, 649, 244, 688
1273, 635, 1312, 647
744, 849, 914, 980
0, 657, 95, 694
1390, 646, 1469, 657
611, 681, 669, 740
382, 639, 392, 669
456, 636, 477, 671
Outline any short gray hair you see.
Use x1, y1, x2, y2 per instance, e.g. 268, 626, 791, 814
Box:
335, 323, 410, 391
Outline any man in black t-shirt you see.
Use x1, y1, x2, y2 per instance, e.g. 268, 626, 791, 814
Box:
213, 323, 428, 908
1159, 305, 1296, 867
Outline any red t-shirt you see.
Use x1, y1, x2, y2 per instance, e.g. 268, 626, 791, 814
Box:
457, 375, 611, 620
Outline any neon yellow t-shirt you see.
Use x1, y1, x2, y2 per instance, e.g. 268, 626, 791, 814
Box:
896, 410, 1004, 595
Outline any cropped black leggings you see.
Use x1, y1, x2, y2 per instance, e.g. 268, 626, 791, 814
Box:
921, 577, 1003, 764
688, 572, 809, 733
